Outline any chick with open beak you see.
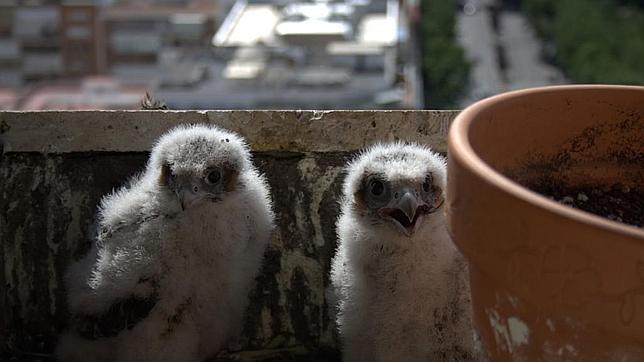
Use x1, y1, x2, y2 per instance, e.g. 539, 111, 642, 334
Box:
355, 169, 444, 238
331, 143, 474, 361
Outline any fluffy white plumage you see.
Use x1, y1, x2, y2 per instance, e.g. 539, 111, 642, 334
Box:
57, 124, 274, 362
330, 142, 474, 361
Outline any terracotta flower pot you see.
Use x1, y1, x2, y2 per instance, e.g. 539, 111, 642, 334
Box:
447, 85, 644, 360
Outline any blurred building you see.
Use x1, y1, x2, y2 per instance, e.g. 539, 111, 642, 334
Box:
13, 4, 63, 82
0, 38, 21, 87
0, 0, 220, 81
103, 0, 217, 72
60, 1, 102, 76
0, 2, 21, 87
19, 76, 146, 110
0, 88, 17, 109
169, 0, 424, 109
0, 0, 423, 110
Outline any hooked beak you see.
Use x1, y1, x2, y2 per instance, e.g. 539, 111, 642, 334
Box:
175, 189, 186, 211
175, 187, 201, 211
378, 188, 432, 236
395, 191, 420, 225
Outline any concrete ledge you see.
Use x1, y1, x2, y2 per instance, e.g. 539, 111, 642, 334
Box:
0, 110, 457, 154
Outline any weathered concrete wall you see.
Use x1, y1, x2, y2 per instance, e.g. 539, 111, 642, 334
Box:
0, 110, 457, 360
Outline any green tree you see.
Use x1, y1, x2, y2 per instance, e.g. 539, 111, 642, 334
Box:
420, 0, 470, 109
523, 0, 644, 85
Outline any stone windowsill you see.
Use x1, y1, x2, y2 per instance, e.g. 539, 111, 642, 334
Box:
0, 110, 457, 154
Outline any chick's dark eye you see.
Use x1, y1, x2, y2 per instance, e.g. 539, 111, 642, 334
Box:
422, 175, 432, 192
369, 179, 385, 196
206, 169, 222, 184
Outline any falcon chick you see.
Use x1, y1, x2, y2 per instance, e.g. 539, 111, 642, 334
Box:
330, 143, 474, 361
57, 124, 274, 362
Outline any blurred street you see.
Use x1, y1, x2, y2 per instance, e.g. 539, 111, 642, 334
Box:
457, 0, 566, 106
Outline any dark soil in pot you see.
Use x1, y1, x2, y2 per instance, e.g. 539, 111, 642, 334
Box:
528, 182, 644, 228
504, 114, 643, 229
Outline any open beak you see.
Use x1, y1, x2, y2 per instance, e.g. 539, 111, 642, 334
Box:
378, 189, 426, 236
394, 191, 419, 226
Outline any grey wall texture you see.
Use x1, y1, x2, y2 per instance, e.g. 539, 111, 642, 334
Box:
0, 110, 457, 360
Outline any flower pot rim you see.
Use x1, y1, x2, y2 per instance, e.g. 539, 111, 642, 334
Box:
449, 84, 644, 238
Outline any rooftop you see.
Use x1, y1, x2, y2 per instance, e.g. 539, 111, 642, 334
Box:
0, 88, 16, 109
213, 2, 280, 47
214, 0, 398, 49
103, 0, 218, 20
199, 0, 410, 109
19, 77, 147, 110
